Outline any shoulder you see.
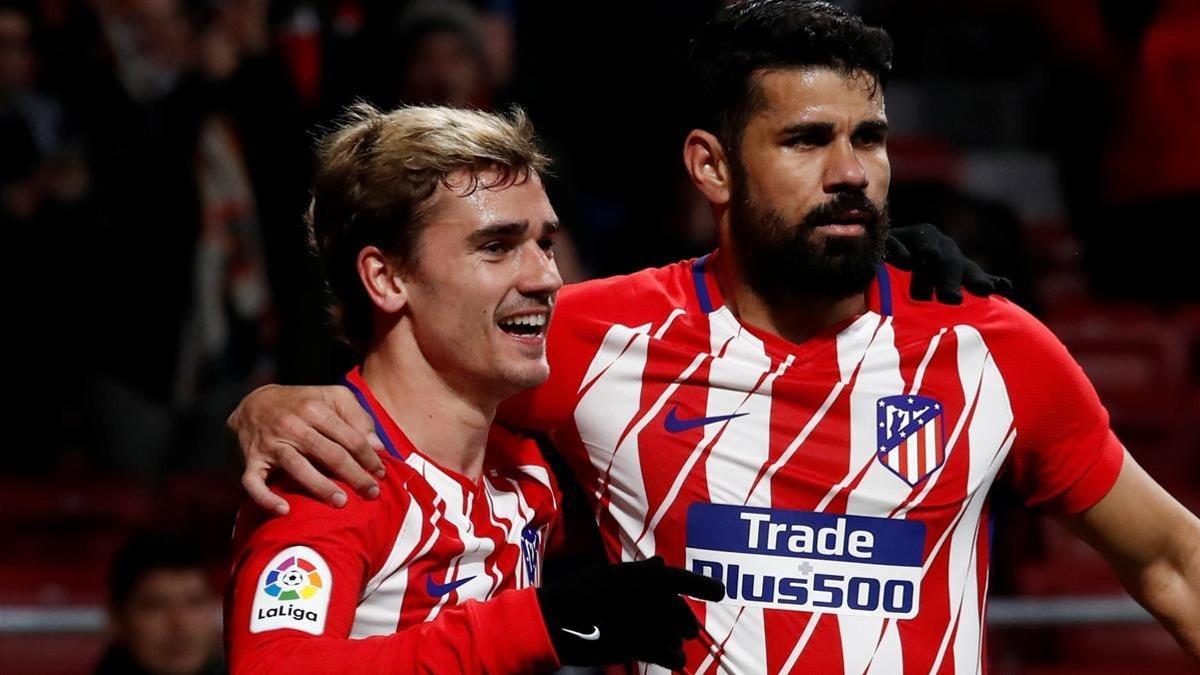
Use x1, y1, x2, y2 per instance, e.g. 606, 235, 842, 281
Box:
556, 257, 703, 326
234, 454, 418, 549
885, 265, 1059, 355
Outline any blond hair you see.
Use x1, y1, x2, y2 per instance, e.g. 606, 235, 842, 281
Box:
307, 103, 550, 351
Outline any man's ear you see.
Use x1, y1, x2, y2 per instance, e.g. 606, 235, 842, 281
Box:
683, 129, 733, 207
357, 246, 408, 314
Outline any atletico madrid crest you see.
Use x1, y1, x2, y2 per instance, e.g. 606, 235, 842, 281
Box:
876, 395, 946, 487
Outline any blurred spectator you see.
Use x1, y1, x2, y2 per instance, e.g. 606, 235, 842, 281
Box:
2, 0, 97, 471
1032, 0, 1200, 302
96, 532, 223, 675
59, 0, 289, 476
389, 0, 493, 109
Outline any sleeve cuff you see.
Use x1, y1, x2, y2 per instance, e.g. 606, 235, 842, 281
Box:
465, 587, 560, 673
1046, 431, 1126, 515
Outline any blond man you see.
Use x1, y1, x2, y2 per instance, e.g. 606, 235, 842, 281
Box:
223, 105, 722, 674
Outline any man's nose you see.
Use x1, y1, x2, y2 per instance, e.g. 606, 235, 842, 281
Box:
824, 139, 869, 193
519, 241, 563, 296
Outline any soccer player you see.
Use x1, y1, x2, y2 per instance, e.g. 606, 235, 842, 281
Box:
229, 2, 1200, 673
224, 104, 723, 674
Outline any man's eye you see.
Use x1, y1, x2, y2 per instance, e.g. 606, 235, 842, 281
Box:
784, 132, 831, 147
854, 131, 887, 147
482, 241, 509, 255
538, 237, 556, 254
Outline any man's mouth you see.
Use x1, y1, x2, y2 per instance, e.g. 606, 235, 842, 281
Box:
814, 210, 871, 235
497, 312, 549, 339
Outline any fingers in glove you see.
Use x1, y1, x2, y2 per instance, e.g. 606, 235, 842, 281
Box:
648, 563, 727, 602
884, 233, 913, 269
962, 260, 1013, 298
909, 266, 936, 301
667, 596, 701, 639
640, 647, 687, 672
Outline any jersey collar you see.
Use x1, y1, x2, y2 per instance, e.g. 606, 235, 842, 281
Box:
691, 249, 894, 318
342, 366, 410, 460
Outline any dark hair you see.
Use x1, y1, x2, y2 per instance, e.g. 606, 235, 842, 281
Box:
690, 0, 893, 152
108, 533, 207, 610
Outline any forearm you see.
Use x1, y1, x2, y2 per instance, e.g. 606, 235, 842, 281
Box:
1122, 520, 1200, 660
230, 587, 559, 675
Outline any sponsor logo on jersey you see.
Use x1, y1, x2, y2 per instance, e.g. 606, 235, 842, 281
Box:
876, 394, 946, 486
663, 405, 748, 433
685, 503, 925, 619
426, 574, 475, 597
520, 524, 543, 587
250, 546, 331, 635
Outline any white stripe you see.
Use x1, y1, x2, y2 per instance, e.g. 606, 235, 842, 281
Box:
836, 316, 909, 675
701, 307, 774, 674
893, 329, 988, 521
578, 321, 653, 393
408, 459, 497, 622
573, 322, 659, 561
775, 315, 890, 673
928, 507, 987, 675
350, 500, 425, 638
905, 434, 920, 483
908, 328, 947, 395
922, 430, 1017, 675
748, 366, 834, 503
777, 611, 824, 673
949, 326, 1014, 675
480, 486, 512, 596
919, 429, 1015, 580
812, 314, 887, 512
864, 621, 905, 675
653, 309, 686, 339
482, 475, 532, 591
618, 352, 711, 550
925, 420, 938, 472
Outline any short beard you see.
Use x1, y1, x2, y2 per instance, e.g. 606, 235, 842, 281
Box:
729, 170, 888, 305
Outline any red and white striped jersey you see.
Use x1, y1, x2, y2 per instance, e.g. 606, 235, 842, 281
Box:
225, 367, 562, 674
502, 252, 1125, 675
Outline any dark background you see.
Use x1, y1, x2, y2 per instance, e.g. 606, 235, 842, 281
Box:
1, 0, 1197, 672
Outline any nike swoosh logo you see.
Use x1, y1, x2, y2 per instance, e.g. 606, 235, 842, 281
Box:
561, 625, 601, 641
663, 405, 748, 433
426, 574, 476, 597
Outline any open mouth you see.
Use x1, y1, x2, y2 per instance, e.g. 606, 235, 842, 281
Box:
497, 312, 548, 339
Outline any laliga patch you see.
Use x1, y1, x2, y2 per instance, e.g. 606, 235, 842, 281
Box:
686, 503, 926, 619
250, 546, 331, 635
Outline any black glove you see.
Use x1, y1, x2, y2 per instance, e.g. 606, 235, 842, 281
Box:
885, 223, 1013, 304
536, 556, 725, 670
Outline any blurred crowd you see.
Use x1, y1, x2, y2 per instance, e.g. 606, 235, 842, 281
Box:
4, 0, 1196, 478
0, 0, 1197, 672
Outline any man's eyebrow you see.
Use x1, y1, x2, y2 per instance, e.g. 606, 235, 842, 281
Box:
541, 220, 561, 235
469, 221, 529, 244
779, 121, 836, 137
854, 119, 890, 135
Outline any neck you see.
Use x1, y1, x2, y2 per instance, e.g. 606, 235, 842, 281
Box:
360, 330, 498, 481
714, 232, 868, 345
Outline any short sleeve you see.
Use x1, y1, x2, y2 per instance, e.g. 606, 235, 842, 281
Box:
990, 302, 1126, 514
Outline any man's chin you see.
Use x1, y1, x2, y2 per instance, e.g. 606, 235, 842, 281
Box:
497, 361, 551, 393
